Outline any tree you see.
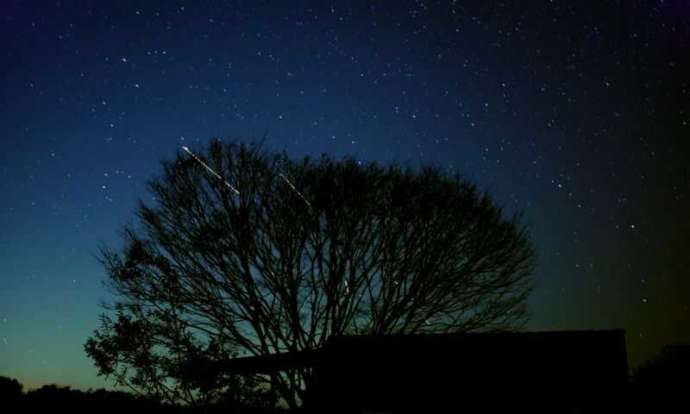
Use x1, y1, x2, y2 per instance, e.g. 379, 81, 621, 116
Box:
0, 376, 23, 404
633, 345, 690, 390
85, 140, 535, 409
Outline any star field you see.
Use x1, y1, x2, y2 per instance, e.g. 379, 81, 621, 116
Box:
1, 0, 689, 389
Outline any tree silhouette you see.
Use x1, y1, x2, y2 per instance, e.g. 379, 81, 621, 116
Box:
0, 376, 23, 405
85, 140, 535, 409
634, 345, 690, 382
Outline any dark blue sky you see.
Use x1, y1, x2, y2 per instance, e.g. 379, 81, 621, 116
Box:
1, 0, 689, 390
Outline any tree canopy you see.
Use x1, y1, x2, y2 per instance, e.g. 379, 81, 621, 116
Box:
85, 140, 535, 409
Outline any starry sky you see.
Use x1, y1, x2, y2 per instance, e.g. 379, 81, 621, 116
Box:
1, 0, 689, 391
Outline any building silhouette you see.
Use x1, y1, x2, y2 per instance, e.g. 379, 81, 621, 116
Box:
209, 330, 629, 413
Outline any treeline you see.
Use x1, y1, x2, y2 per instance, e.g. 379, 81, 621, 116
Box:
0, 376, 282, 414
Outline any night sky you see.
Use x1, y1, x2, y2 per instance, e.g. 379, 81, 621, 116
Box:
1, 0, 689, 390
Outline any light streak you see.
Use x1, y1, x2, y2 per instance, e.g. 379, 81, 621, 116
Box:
181, 146, 313, 207
278, 172, 313, 209
181, 146, 240, 195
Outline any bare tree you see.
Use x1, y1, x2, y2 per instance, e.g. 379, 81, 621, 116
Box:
85, 140, 535, 409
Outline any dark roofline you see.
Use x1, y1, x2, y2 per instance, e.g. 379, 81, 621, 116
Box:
327, 328, 625, 343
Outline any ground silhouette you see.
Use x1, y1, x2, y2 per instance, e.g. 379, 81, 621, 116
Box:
2, 342, 689, 414
0, 340, 690, 414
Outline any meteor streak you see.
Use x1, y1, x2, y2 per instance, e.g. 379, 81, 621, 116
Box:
181, 145, 312, 207
278, 172, 313, 209
181, 146, 240, 195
